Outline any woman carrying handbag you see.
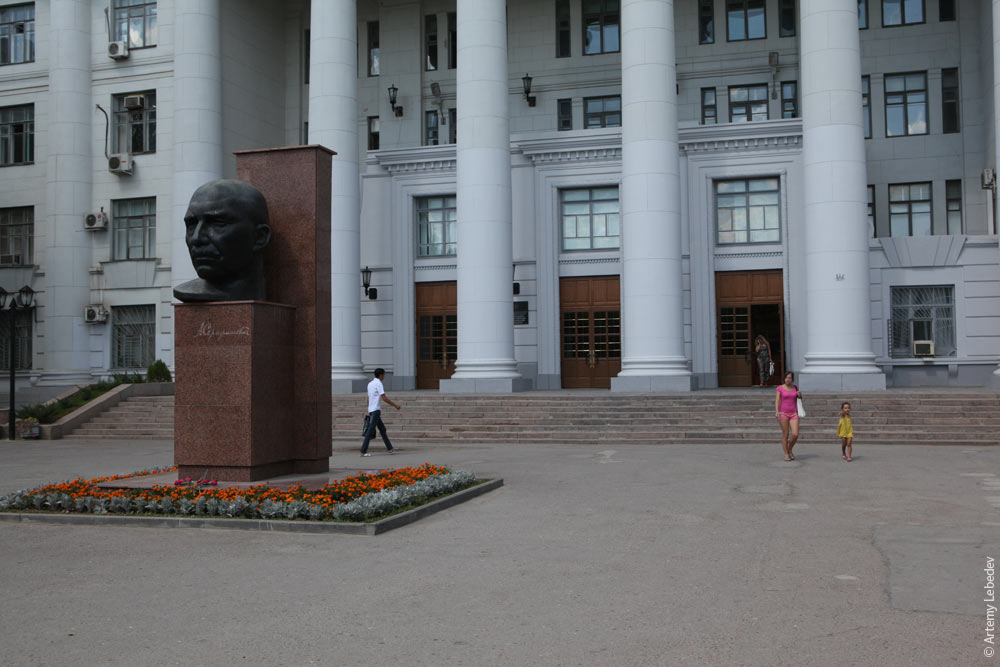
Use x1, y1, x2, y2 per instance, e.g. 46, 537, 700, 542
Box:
774, 371, 804, 461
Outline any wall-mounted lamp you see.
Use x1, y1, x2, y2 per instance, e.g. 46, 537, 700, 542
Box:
522, 74, 536, 107
361, 266, 377, 300
388, 85, 403, 117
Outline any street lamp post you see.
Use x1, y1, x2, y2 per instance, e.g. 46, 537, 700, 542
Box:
0, 286, 36, 440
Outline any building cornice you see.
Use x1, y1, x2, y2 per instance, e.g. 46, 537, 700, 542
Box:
376, 146, 456, 174
514, 129, 622, 165
680, 118, 802, 153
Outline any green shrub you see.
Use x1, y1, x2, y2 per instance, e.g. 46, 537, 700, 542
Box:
146, 359, 172, 383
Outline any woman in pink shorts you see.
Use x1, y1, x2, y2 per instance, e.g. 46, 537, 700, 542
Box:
774, 371, 802, 461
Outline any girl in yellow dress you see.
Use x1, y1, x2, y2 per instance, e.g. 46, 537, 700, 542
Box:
837, 402, 854, 462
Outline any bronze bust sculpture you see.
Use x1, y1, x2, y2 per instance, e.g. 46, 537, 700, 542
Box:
173, 180, 272, 303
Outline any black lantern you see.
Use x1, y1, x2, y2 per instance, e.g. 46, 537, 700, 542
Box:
361, 266, 376, 300
522, 73, 536, 107
388, 84, 403, 117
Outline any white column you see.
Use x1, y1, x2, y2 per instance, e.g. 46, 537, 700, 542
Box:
309, 0, 367, 393
798, 0, 885, 391
611, 0, 692, 392
40, 0, 92, 385
439, 0, 524, 393
171, 0, 223, 292
992, 1, 1000, 387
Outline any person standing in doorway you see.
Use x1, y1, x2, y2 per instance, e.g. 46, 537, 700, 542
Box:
360, 368, 400, 456
754, 334, 772, 387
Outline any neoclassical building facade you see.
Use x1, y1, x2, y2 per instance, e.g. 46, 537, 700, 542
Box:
0, 0, 998, 392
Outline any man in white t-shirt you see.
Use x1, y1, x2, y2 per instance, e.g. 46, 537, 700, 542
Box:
360, 368, 401, 456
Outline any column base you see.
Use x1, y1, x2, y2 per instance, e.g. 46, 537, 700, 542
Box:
439, 377, 533, 393
331, 378, 370, 394
611, 374, 694, 393
796, 371, 886, 392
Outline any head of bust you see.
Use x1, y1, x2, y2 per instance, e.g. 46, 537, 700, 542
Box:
173, 180, 272, 303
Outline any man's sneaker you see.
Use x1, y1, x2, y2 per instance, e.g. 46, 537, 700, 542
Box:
360, 452, 371, 457
388, 449, 395, 454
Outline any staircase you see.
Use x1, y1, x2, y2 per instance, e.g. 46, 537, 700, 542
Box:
63, 395, 174, 440
61, 390, 1000, 447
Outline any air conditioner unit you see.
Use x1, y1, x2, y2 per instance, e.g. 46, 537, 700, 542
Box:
982, 168, 995, 190
107, 41, 129, 60
84, 305, 108, 324
913, 340, 935, 357
84, 211, 108, 230
123, 94, 144, 110
108, 153, 133, 175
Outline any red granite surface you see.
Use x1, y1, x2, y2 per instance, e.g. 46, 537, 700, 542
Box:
235, 146, 334, 473
98, 467, 383, 492
174, 301, 296, 481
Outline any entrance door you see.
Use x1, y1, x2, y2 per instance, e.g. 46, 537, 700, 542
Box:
415, 281, 456, 390
560, 276, 621, 388
715, 270, 785, 387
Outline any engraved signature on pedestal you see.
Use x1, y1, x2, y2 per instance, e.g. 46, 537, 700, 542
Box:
195, 321, 251, 342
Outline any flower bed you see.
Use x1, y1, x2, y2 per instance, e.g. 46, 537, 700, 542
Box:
0, 463, 480, 523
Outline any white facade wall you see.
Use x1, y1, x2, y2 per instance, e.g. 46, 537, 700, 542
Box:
0, 0, 997, 391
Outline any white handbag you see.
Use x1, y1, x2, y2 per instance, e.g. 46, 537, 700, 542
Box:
796, 397, 806, 418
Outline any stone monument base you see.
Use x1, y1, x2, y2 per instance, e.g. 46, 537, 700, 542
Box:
174, 301, 328, 482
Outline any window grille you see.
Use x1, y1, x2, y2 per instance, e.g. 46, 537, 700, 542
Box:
113, 0, 156, 48
113, 91, 156, 154
0, 308, 31, 370
561, 187, 620, 251
416, 196, 456, 257
112, 305, 155, 369
0, 206, 32, 266
888, 286, 955, 358
0, 103, 33, 165
0, 3, 34, 65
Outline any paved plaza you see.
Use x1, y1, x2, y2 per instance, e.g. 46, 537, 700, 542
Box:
0, 437, 997, 666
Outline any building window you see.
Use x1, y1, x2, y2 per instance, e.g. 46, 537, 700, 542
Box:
699, 0, 715, 44
113, 91, 156, 154
946, 179, 962, 234
939, 0, 955, 21
584, 96, 621, 128
556, 0, 571, 57
112, 197, 156, 260
447, 12, 457, 69
862, 76, 871, 138
778, 0, 795, 36
0, 206, 32, 266
882, 0, 923, 26
425, 14, 438, 71
867, 185, 876, 237
0, 3, 34, 65
448, 108, 457, 144
942, 67, 959, 134
561, 187, 620, 251
583, 0, 620, 55
727, 0, 765, 41
0, 308, 31, 370
889, 286, 955, 358
112, 305, 156, 369
716, 178, 780, 244
367, 21, 379, 76
558, 99, 573, 131
417, 196, 456, 257
729, 85, 768, 123
701, 88, 717, 124
888, 182, 931, 236
425, 110, 439, 146
781, 81, 797, 118
367, 116, 380, 151
113, 0, 157, 48
858, 0, 869, 28
884, 72, 927, 137
0, 104, 32, 166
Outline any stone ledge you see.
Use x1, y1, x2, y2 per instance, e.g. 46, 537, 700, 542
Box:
0, 478, 503, 535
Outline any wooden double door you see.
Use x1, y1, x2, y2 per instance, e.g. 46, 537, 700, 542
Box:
715, 270, 785, 387
415, 282, 456, 390
560, 276, 621, 388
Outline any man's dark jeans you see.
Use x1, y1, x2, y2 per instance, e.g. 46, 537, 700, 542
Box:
360, 409, 393, 453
